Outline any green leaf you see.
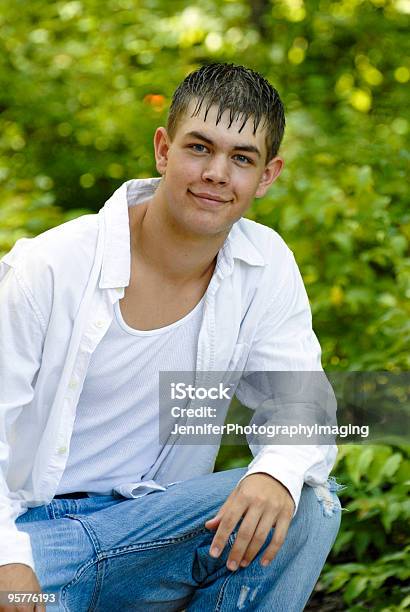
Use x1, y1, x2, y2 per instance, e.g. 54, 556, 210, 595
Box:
367, 447, 393, 487
382, 453, 403, 479
328, 570, 351, 591
381, 501, 403, 532
354, 530, 371, 558
333, 529, 354, 555
346, 447, 372, 485
344, 576, 369, 603
400, 593, 410, 608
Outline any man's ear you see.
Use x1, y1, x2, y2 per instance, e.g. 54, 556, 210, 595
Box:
154, 127, 170, 175
255, 157, 284, 198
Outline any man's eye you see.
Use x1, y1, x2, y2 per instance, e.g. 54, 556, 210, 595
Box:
189, 144, 208, 153
234, 154, 252, 165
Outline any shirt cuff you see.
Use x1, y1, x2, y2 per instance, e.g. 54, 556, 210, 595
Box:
0, 527, 35, 570
237, 459, 304, 517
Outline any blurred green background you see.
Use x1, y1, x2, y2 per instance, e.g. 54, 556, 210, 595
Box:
0, 0, 409, 608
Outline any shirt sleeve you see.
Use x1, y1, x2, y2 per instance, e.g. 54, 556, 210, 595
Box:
235, 250, 338, 513
0, 262, 45, 569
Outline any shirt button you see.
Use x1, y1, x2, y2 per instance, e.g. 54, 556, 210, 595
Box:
95, 320, 105, 328
116, 287, 123, 294
69, 379, 77, 389
57, 446, 67, 455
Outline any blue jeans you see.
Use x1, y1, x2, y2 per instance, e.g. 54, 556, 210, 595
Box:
16, 468, 341, 611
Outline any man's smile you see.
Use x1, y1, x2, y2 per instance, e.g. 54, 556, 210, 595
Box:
188, 189, 232, 206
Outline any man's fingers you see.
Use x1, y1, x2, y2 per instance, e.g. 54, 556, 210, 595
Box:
209, 500, 247, 559
204, 515, 221, 530
205, 514, 222, 525
239, 512, 276, 567
225, 507, 262, 570
261, 513, 292, 566
206, 476, 295, 571
205, 496, 231, 528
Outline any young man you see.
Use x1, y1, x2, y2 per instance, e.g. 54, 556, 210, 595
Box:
0, 64, 341, 611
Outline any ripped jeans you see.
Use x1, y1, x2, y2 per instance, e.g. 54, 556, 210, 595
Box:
16, 468, 342, 612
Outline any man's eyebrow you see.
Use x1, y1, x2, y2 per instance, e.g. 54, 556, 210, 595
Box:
185, 131, 261, 158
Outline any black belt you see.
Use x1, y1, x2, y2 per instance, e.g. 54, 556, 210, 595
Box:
54, 492, 89, 499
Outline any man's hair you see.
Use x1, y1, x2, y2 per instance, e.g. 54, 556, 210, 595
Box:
167, 63, 285, 162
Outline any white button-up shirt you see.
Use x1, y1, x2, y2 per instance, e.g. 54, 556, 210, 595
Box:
0, 178, 337, 569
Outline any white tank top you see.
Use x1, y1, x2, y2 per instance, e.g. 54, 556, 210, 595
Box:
56, 295, 205, 495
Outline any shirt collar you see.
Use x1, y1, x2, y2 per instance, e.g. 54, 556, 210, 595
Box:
99, 177, 266, 289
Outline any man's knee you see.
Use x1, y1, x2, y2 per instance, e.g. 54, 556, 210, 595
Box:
291, 480, 342, 558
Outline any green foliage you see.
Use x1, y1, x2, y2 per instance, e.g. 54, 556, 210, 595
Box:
322, 444, 410, 609
1, 0, 409, 608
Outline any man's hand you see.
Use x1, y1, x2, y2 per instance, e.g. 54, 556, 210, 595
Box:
0, 564, 44, 612
205, 473, 295, 571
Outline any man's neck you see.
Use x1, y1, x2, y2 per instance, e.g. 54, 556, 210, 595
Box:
129, 189, 229, 285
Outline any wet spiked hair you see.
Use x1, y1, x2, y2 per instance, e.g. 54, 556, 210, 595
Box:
167, 63, 285, 162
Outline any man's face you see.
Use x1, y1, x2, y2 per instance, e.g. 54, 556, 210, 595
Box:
153, 101, 283, 238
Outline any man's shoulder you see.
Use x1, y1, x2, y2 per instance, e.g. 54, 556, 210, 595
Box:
2, 213, 99, 273
1, 214, 100, 313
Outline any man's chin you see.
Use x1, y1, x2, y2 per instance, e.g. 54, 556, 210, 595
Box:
174, 213, 231, 239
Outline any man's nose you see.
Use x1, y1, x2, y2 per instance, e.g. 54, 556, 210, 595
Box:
201, 154, 229, 184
